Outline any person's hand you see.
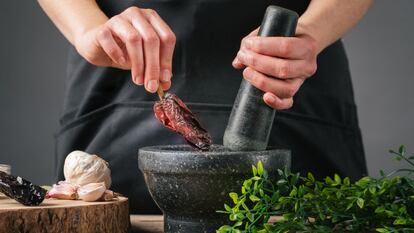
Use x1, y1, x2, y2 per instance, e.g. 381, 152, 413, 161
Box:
74, 7, 176, 93
233, 28, 318, 110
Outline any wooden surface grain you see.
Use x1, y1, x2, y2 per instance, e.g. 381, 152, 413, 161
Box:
130, 215, 163, 233
129, 215, 283, 233
0, 195, 129, 233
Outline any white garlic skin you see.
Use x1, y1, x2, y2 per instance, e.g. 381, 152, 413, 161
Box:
78, 182, 106, 202
64, 150, 112, 188
46, 181, 79, 200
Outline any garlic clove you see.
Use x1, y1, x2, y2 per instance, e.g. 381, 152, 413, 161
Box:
77, 182, 106, 202
46, 181, 78, 200
98, 190, 118, 201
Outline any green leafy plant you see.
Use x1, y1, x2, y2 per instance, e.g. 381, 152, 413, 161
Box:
217, 146, 414, 233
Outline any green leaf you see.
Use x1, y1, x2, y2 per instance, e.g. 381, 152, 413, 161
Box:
235, 213, 245, 219
241, 186, 246, 194
394, 218, 407, 225
375, 206, 385, 214
369, 187, 376, 194
229, 192, 238, 204
233, 221, 243, 227
357, 198, 365, 208
334, 174, 342, 185
252, 165, 257, 176
277, 179, 287, 186
224, 204, 232, 212
399, 145, 406, 155
346, 202, 354, 210
246, 213, 254, 222
257, 161, 264, 176
307, 172, 315, 182
249, 195, 260, 202
344, 177, 350, 186
289, 188, 297, 197
375, 228, 388, 233
325, 176, 334, 185
216, 225, 232, 233
259, 189, 264, 197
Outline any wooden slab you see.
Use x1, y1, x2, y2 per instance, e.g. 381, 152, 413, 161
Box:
0, 195, 129, 233
130, 215, 163, 233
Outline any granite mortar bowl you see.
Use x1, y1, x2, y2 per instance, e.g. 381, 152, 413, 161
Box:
138, 145, 290, 233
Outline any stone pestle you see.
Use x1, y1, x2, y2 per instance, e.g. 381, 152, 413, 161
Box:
224, 6, 299, 151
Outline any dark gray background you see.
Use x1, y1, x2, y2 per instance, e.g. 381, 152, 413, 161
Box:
1, 1, 413, 184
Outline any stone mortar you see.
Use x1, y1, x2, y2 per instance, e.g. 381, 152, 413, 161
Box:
138, 145, 290, 233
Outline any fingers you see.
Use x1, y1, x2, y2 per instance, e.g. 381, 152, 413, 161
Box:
94, 7, 176, 92
243, 36, 315, 59
107, 16, 144, 85
96, 25, 127, 68
237, 49, 316, 79
263, 92, 293, 110
242, 67, 303, 99
233, 28, 258, 69
141, 9, 175, 90
124, 8, 161, 93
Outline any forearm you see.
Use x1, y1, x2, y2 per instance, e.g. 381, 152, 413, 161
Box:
298, 0, 373, 53
37, 0, 108, 45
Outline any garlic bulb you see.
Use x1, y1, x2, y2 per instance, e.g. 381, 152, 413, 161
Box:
64, 150, 111, 188
78, 182, 106, 202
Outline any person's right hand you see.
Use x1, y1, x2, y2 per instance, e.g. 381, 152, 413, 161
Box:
74, 7, 176, 93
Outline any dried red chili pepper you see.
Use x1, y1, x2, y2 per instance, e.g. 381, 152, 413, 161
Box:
154, 92, 212, 151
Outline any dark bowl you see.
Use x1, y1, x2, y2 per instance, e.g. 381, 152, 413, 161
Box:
138, 145, 290, 233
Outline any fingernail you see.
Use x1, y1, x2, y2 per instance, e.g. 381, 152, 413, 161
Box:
135, 77, 143, 85
245, 38, 253, 49
243, 68, 253, 81
237, 50, 246, 61
147, 80, 158, 92
161, 69, 171, 82
266, 94, 276, 103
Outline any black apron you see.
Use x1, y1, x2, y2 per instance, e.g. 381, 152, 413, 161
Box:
55, 0, 367, 214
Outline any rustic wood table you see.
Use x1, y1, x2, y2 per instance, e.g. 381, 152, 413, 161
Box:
130, 215, 283, 233
130, 215, 163, 233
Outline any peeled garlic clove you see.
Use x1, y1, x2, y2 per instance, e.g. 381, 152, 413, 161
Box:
77, 182, 106, 202
46, 181, 78, 200
64, 150, 112, 188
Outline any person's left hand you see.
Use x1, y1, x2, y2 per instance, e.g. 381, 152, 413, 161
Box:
233, 29, 318, 110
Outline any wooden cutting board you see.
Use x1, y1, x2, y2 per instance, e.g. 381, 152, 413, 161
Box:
0, 194, 129, 233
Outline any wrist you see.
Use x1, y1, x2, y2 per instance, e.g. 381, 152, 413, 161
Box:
73, 17, 107, 45
297, 17, 325, 55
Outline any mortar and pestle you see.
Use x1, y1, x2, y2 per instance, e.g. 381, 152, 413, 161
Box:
139, 6, 298, 233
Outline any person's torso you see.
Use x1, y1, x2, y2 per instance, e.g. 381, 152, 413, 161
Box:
62, 0, 314, 125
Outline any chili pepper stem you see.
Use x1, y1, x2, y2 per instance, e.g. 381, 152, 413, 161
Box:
157, 86, 165, 100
